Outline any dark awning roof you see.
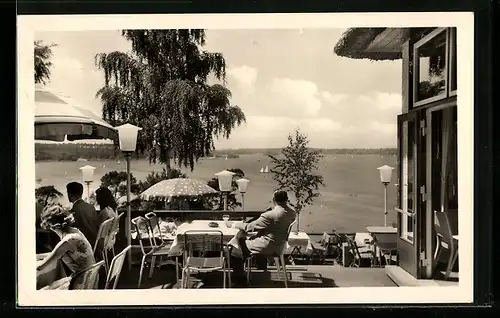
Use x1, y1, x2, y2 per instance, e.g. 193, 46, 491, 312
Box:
333, 27, 434, 61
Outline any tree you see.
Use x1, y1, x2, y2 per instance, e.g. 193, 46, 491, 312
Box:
99, 171, 140, 199
34, 40, 56, 85
267, 129, 325, 231
35, 185, 63, 206
94, 30, 246, 174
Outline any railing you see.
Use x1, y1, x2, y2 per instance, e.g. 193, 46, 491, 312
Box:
113, 209, 266, 250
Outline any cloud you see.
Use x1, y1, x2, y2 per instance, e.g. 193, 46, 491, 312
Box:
358, 92, 402, 112
227, 65, 258, 92
369, 121, 397, 134
214, 115, 343, 149
321, 91, 348, 105
266, 78, 322, 117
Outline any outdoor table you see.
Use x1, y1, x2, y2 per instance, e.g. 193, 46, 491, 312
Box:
366, 226, 398, 266
36, 253, 68, 290
286, 232, 313, 264
168, 220, 243, 257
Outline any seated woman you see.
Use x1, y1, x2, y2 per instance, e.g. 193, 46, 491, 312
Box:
36, 203, 96, 288
95, 187, 118, 224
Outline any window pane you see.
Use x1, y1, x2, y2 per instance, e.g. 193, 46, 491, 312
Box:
400, 120, 415, 242
450, 28, 457, 92
416, 31, 447, 101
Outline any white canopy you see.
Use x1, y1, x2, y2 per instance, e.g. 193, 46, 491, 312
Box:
34, 88, 117, 142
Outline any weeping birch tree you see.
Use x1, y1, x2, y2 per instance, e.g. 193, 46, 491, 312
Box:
34, 40, 56, 84
95, 30, 246, 173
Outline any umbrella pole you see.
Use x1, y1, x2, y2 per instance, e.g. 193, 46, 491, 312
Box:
125, 153, 132, 271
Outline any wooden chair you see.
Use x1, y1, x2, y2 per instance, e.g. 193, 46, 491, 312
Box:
181, 230, 230, 289
244, 219, 297, 288
104, 245, 131, 289
434, 210, 459, 280
93, 218, 115, 272
69, 261, 105, 290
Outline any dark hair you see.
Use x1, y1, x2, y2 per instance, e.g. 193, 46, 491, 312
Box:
273, 190, 288, 204
66, 182, 84, 196
95, 187, 118, 211
40, 203, 75, 231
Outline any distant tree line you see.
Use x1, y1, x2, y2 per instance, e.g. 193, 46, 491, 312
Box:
35, 143, 396, 162
213, 148, 397, 156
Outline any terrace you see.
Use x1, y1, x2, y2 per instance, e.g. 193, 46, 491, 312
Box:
37, 207, 457, 291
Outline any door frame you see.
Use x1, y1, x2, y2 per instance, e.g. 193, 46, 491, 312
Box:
396, 111, 421, 278
424, 101, 458, 278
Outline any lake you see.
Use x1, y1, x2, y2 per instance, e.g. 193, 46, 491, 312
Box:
35, 154, 398, 233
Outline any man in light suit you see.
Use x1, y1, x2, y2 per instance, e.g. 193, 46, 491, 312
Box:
66, 182, 100, 247
226, 190, 297, 286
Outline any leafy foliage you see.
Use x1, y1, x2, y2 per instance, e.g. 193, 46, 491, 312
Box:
34, 40, 56, 85
94, 30, 246, 173
96, 167, 245, 211
268, 129, 325, 218
35, 185, 63, 206
99, 171, 140, 199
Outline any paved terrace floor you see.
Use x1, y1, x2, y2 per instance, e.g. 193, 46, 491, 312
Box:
111, 263, 397, 289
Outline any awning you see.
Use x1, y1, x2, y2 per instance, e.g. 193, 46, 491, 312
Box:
34, 89, 118, 142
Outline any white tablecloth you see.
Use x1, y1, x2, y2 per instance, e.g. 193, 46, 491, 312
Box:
167, 220, 312, 257
169, 220, 242, 256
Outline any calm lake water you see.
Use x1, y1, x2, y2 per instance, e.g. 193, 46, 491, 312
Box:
35, 154, 398, 233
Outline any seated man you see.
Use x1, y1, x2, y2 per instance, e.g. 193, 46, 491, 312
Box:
225, 190, 296, 286
66, 182, 101, 248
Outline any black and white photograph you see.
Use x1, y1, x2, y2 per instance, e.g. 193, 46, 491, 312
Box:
17, 12, 474, 305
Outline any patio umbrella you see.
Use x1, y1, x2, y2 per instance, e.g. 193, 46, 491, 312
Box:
117, 193, 139, 206
34, 88, 118, 142
140, 178, 218, 201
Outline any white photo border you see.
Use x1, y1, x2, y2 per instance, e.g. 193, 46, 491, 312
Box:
17, 12, 474, 306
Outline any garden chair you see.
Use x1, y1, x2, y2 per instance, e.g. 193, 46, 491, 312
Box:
434, 210, 459, 280
244, 219, 297, 288
180, 230, 230, 289
104, 245, 131, 289
131, 216, 177, 288
346, 237, 374, 267
144, 212, 180, 281
93, 218, 114, 272
370, 234, 398, 267
68, 261, 105, 290
311, 232, 341, 264
106, 212, 124, 258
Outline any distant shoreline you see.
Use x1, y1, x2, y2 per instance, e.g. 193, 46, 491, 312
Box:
35, 143, 397, 162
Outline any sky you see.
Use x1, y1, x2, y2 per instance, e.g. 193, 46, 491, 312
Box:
36, 29, 402, 149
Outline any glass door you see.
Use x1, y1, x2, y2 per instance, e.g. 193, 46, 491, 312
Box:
426, 104, 458, 278
396, 111, 425, 278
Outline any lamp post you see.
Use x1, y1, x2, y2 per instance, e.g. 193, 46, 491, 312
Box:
79, 165, 96, 202
115, 123, 142, 271
236, 178, 250, 210
215, 170, 235, 211
377, 165, 395, 227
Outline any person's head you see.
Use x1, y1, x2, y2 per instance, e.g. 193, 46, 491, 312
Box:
95, 187, 118, 211
66, 182, 84, 203
40, 203, 75, 233
272, 190, 288, 207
